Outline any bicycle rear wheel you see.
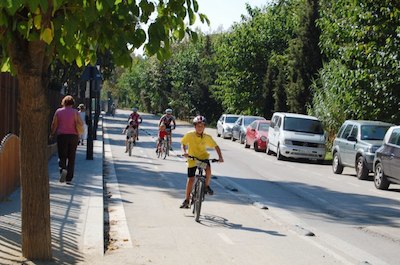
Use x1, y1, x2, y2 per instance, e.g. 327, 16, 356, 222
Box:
194, 178, 204, 222
128, 141, 132, 156
163, 142, 168, 159
165, 138, 170, 158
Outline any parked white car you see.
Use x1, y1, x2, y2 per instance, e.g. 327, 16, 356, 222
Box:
267, 112, 326, 162
217, 114, 240, 139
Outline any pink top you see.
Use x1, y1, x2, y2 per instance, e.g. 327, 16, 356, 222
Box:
55, 106, 79, 135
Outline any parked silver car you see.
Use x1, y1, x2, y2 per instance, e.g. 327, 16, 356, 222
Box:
332, 120, 393, 180
216, 114, 240, 139
231, 115, 266, 144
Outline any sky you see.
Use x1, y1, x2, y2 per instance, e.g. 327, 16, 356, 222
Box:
195, 0, 272, 33
134, 1, 272, 55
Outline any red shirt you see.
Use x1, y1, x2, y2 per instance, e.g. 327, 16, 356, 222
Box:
159, 130, 167, 139
129, 113, 141, 124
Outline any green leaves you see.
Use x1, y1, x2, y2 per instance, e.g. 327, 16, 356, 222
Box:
1, 0, 208, 74
40, 27, 53, 44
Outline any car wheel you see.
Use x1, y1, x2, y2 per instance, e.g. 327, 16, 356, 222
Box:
374, 162, 390, 190
266, 144, 273, 155
217, 130, 221, 137
253, 142, 259, 152
244, 138, 250, 148
356, 156, 369, 180
332, 152, 344, 174
239, 133, 245, 144
231, 134, 236, 141
276, 144, 285, 161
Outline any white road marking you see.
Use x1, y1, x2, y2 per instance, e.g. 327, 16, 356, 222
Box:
217, 233, 234, 245
103, 129, 133, 250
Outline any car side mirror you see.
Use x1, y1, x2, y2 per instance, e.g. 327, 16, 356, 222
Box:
347, 136, 357, 142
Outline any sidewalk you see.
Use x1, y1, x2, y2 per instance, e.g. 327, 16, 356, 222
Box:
0, 121, 104, 264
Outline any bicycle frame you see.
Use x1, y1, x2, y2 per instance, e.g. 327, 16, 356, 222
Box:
187, 156, 218, 222
157, 139, 168, 159
128, 136, 134, 156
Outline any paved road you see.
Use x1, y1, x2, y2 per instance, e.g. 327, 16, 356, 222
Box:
102, 110, 400, 265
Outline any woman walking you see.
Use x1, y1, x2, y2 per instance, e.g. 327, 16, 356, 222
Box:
51, 95, 83, 184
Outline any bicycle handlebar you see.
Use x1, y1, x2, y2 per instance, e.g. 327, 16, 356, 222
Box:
184, 155, 219, 163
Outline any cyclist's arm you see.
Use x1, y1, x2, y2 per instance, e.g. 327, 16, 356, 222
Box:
158, 116, 164, 126
215, 145, 224, 163
181, 144, 188, 157
172, 118, 176, 129
139, 116, 143, 123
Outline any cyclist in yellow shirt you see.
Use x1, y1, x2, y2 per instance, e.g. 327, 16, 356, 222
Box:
180, 115, 224, 208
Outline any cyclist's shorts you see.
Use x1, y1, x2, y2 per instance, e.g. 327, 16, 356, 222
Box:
187, 163, 210, 178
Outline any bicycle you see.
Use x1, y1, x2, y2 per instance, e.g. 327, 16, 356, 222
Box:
127, 128, 137, 156
127, 135, 135, 156
164, 127, 174, 157
187, 156, 219, 222
157, 138, 168, 159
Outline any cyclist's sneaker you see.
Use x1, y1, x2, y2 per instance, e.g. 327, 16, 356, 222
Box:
205, 185, 214, 195
179, 199, 189, 209
59, 169, 67, 183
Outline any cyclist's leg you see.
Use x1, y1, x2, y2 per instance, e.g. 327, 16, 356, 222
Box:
181, 166, 196, 208
205, 164, 212, 186
205, 163, 214, 195
125, 136, 129, 152
156, 139, 160, 152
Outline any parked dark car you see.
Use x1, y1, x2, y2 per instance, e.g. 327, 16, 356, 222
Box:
231, 115, 266, 144
332, 120, 393, 180
245, 120, 270, 152
373, 126, 400, 190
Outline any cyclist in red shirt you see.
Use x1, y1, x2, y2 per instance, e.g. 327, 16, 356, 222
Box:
128, 107, 142, 140
156, 123, 167, 153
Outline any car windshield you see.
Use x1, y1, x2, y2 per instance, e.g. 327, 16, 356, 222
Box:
360, 125, 391, 140
225, 116, 238, 123
259, 123, 269, 132
244, 117, 263, 126
283, 117, 324, 134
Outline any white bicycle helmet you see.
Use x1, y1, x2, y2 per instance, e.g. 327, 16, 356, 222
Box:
193, 115, 206, 125
165, 108, 173, 114
132, 107, 138, 112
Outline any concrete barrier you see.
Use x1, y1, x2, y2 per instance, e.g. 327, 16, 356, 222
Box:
0, 134, 58, 201
0, 134, 20, 201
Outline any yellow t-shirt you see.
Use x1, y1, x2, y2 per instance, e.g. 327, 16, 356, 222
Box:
181, 131, 217, 168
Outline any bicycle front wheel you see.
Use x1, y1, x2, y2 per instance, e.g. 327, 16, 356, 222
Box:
194, 179, 204, 222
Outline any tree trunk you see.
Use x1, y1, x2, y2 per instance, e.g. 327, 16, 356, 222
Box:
18, 72, 52, 260
10, 38, 53, 260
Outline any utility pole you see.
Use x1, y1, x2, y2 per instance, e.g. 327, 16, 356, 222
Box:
81, 66, 101, 160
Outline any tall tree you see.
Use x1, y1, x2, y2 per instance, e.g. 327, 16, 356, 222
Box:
0, 0, 206, 260
314, 0, 400, 133
285, 0, 322, 114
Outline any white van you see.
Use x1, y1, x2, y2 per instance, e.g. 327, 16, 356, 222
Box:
267, 112, 326, 162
